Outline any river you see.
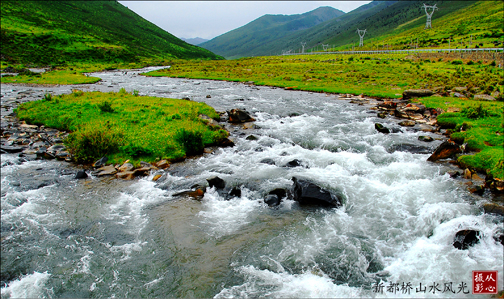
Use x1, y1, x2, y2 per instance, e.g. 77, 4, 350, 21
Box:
1, 67, 502, 298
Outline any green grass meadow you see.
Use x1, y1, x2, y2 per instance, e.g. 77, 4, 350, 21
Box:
15, 89, 228, 165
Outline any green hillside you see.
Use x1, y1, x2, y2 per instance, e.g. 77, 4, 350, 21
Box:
200, 7, 345, 59
356, 0, 504, 51
202, 0, 502, 58
0, 0, 222, 66
296, 0, 483, 51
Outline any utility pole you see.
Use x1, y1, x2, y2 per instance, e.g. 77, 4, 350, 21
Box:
357, 29, 367, 47
422, 3, 438, 29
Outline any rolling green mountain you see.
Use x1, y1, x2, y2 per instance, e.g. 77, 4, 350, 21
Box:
274, 0, 485, 52
0, 0, 222, 66
199, 6, 345, 59
201, 0, 501, 58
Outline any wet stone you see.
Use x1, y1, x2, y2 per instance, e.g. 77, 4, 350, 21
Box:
453, 230, 480, 250
374, 123, 390, 134
260, 158, 275, 165
74, 170, 88, 179
207, 176, 225, 189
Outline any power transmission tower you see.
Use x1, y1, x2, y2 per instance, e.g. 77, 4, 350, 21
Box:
422, 3, 438, 29
301, 42, 306, 54
356, 29, 366, 47
322, 44, 329, 51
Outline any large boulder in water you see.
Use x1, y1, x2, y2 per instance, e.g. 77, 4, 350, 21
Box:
453, 230, 480, 250
292, 177, 344, 208
227, 109, 255, 123
427, 141, 461, 162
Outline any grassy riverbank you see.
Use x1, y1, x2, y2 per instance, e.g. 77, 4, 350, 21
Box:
145, 54, 503, 99
144, 54, 504, 179
15, 89, 228, 165
414, 97, 503, 178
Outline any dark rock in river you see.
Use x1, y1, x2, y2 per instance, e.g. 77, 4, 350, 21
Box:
260, 158, 276, 165
219, 138, 235, 147
227, 109, 255, 123
427, 141, 461, 162
228, 186, 242, 198
375, 123, 390, 134
74, 170, 88, 179
93, 156, 108, 168
453, 230, 480, 250
284, 159, 303, 168
264, 194, 280, 207
268, 188, 288, 200
292, 177, 344, 208
207, 176, 225, 189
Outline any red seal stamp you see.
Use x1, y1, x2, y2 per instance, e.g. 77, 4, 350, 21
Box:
472, 271, 498, 294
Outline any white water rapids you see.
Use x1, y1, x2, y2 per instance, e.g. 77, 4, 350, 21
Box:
1, 67, 502, 298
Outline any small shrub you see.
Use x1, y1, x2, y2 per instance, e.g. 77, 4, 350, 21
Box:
490, 61, 496, 66
97, 101, 114, 113
451, 60, 463, 65
43, 93, 52, 101
65, 124, 123, 163
132, 89, 140, 96
462, 104, 489, 119
174, 129, 204, 156
466, 60, 474, 65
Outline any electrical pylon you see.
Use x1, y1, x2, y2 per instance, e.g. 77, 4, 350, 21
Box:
422, 3, 438, 29
356, 29, 366, 47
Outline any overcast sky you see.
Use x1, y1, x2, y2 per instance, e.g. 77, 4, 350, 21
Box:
119, 1, 372, 40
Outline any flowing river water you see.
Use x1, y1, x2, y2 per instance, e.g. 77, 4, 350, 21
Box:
1, 67, 502, 298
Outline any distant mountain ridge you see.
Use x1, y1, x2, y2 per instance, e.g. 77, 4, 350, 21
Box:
200, 6, 345, 59
181, 37, 209, 45
0, 0, 222, 65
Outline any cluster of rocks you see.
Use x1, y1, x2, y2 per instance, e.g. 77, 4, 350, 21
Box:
76, 156, 170, 181
171, 175, 345, 209
1, 120, 73, 162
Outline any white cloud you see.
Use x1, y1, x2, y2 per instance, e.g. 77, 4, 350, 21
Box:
119, 1, 371, 40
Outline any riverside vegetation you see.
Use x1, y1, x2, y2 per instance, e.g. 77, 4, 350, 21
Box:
144, 54, 504, 180
14, 88, 229, 166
